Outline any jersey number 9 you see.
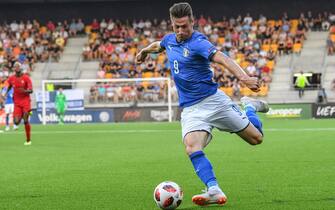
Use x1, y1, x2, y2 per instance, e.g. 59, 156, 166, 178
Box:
173, 60, 179, 74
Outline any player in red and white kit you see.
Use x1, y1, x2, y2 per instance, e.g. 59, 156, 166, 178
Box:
1, 62, 33, 145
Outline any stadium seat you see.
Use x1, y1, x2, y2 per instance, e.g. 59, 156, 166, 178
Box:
143, 72, 154, 78
262, 44, 270, 52
85, 25, 92, 34
330, 34, 335, 43
218, 37, 225, 45
240, 87, 252, 96
267, 20, 275, 27
240, 61, 250, 69
259, 85, 269, 96
266, 60, 275, 71
270, 43, 278, 53
220, 87, 233, 97
293, 43, 302, 53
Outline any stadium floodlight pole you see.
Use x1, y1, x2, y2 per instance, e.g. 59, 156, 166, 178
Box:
41, 77, 173, 125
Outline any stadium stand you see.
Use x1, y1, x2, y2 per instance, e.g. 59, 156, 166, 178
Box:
1, 11, 335, 105
82, 13, 314, 103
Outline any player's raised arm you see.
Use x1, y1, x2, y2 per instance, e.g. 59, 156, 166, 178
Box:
211, 51, 260, 92
135, 41, 165, 64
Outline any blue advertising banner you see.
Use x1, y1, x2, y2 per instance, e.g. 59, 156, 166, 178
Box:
30, 109, 114, 124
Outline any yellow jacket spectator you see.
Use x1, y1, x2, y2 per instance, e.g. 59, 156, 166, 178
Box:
295, 71, 310, 98
46, 83, 55, 92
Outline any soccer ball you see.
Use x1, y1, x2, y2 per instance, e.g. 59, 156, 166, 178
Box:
153, 181, 183, 210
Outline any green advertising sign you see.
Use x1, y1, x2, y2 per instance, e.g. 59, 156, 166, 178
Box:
259, 104, 312, 119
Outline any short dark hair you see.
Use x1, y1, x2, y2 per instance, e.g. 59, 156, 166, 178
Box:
169, 2, 193, 19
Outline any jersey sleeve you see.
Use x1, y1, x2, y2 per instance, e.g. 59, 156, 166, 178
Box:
160, 34, 169, 49
193, 37, 218, 60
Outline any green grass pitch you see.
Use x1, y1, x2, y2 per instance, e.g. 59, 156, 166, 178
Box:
1, 119, 335, 210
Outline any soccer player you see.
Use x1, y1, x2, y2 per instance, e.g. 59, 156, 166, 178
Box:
1, 62, 33, 145
1, 84, 18, 131
135, 2, 269, 207
55, 88, 67, 124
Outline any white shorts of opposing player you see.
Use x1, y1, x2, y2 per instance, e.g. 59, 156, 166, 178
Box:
181, 89, 249, 144
4, 104, 18, 131
5, 104, 14, 114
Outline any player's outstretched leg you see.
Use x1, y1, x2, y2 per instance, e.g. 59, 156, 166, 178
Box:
23, 122, 31, 145
241, 96, 269, 135
185, 132, 227, 206
22, 113, 31, 146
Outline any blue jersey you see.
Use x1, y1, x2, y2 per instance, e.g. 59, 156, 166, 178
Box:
1, 87, 14, 104
160, 31, 218, 107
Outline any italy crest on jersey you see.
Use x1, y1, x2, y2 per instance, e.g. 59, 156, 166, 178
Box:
183, 48, 189, 57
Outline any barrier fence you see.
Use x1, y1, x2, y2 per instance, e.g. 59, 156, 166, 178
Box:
1, 103, 335, 125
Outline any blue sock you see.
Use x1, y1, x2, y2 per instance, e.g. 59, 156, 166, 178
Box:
5, 115, 9, 127
189, 151, 218, 188
245, 105, 263, 135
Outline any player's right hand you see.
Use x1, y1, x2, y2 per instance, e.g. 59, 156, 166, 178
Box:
135, 50, 148, 64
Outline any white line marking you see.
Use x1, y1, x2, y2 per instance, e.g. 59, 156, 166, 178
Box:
1, 128, 335, 135
265, 128, 335, 131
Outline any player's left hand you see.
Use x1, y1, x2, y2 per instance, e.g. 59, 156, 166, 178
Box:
240, 76, 260, 92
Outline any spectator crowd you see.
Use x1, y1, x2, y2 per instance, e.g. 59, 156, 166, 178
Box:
1, 12, 335, 104
87, 12, 335, 103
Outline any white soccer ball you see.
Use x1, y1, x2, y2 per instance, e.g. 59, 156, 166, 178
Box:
153, 181, 183, 210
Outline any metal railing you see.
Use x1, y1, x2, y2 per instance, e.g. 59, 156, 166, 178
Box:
73, 55, 82, 79
320, 48, 329, 88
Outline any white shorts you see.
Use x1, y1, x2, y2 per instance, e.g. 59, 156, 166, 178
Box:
181, 90, 249, 144
5, 104, 14, 114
